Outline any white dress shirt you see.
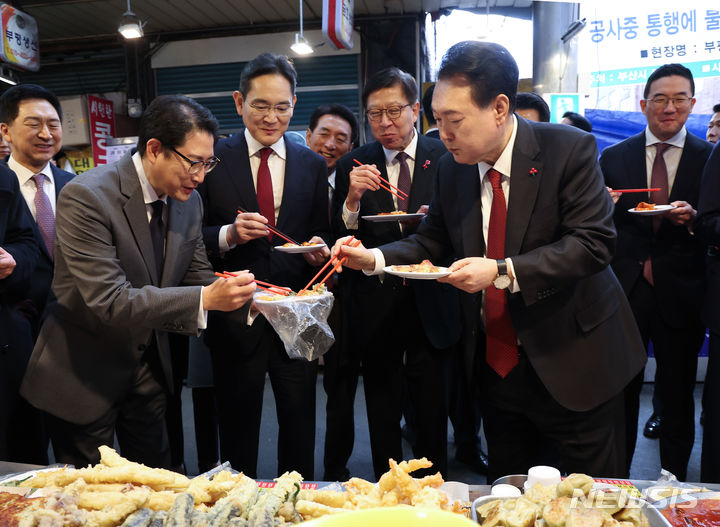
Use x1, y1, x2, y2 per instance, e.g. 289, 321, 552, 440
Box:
9, 155, 56, 219
644, 125, 686, 192
132, 152, 208, 329
219, 129, 287, 252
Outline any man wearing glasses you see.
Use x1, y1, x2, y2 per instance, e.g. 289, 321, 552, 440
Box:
601, 63, 713, 480
20, 95, 256, 469
331, 67, 460, 479
198, 53, 330, 479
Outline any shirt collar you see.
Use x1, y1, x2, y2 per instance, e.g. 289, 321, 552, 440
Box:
8, 155, 54, 186
328, 170, 336, 190
382, 128, 418, 165
132, 151, 166, 205
645, 125, 687, 149
245, 128, 286, 160
478, 114, 518, 179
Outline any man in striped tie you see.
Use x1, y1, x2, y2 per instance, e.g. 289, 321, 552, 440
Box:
0, 84, 74, 464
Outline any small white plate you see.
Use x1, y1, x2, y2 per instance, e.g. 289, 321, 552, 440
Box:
383, 265, 451, 280
362, 213, 425, 222
274, 243, 327, 253
628, 204, 676, 216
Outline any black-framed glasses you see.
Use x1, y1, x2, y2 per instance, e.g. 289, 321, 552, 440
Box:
249, 102, 293, 116
646, 96, 693, 108
366, 104, 411, 122
167, 146, 219, 174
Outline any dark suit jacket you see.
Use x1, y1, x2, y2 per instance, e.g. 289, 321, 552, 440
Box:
380, 118, 646, 412
695, 142, 720, 332
21, 154, 215, 425
6, 164, 73, 337
600, 131, 712, 329
198, 133, 330, 352
332, 135, 461, 349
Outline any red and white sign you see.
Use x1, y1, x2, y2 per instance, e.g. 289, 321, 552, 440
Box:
0, 3, 39, 71
88, 95, 115, 166
323, 0, 353, 50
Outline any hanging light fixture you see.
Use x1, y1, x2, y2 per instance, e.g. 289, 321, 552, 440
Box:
290, 0, 314, 55
118, 0, 144, 39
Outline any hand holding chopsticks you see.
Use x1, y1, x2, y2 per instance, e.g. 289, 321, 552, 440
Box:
236, 206, 301, 245
344, 159, 406, 213
298, 236, 361, 295
215, 271, 291, 296
204, 269, 256, 311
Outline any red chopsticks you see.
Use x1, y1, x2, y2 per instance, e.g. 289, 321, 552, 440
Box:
236, 206, 301, 246
353, 158, 407, 201
214, 271, 291, 295
613, 188, 661, 193
298, 236, 360, 295
317, 239, 362, 287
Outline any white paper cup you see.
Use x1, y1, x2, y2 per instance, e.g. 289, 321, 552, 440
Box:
491, 483, 522, 497
523, 465, 561, 491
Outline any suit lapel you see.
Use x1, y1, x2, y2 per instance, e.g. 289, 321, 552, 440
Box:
161, 198, 184, 287
277, 138, 298, 231
119, 155, 160, 284
506, 119, 543, 257
225, 134, 259, 213
670, 134, 700, 202
409, 136, 435, 213
457, 162, 484, 257
626, 133, 649, 191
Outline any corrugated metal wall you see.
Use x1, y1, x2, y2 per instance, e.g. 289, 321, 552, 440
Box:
155, 54, 360, 133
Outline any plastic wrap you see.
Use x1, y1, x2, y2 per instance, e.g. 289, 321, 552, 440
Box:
253, 291, 335, 361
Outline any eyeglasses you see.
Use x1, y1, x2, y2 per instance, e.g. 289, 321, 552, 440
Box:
646, 96, 693, 108
366, 104, 411, 122
249, 102, 293, 116
167, 146, 219, 174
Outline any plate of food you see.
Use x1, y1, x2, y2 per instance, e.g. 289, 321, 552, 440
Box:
384, 260, 451, 280
274, 241, 327, 253
254, 283, 331, 303
653, 491, 720, 527
362, 212, 425, 222
628, 203, 676, 215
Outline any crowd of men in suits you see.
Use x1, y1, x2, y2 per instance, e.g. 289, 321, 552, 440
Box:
1, 41, 720, 483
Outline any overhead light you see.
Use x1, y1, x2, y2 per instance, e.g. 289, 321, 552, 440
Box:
561, 18, 586, 44
118, 0, 143, 39
291, 34, 314, 55
290, 0, 314, 55
0, 66, 17, 85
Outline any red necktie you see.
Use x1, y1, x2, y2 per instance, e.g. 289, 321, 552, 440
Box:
257, 147, 275, 240
33, 173, 55, 260
395, 151, 411, 212
485, 168, 518, 378
643, 143, 670, 285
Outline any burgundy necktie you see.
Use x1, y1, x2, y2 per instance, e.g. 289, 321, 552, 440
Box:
395, 151, 411, 212
643, 143, 670, 285
485, 168, 518, 378
32, 173, 55, 260
257, 147, 275, 240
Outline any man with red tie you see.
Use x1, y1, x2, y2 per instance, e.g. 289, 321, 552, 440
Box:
0, 84, 74, 464
601, 64, 712, 480
198, 53, 330, 479
332, 41, 646, 480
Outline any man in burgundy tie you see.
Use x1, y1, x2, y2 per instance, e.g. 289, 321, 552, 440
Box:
333, 40, 646, 480
0, 84, 74, 464
198, 53, 331, 479
601, 64, 712, 480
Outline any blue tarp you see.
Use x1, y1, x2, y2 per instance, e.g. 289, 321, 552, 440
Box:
586, 109, 712, 154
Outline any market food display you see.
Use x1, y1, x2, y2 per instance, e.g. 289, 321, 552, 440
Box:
475, 473, 651, 527
390, 260, 441, 273
634, 202, 656, 211
4, 448, 465, 526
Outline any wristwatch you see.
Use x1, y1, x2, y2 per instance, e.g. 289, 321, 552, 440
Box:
493, 259, 511, 290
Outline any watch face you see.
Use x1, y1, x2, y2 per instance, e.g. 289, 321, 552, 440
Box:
493, 274, 512, 289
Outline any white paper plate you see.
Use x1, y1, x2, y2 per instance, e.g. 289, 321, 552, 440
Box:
362, 213, 425, 222
274, 243, 327, 253
383, 265, 451, 280
628, 204, 676, 216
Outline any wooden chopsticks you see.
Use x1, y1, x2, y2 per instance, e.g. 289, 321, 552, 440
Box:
298, 236, 360, 295
613, 188, 661, 193
214, 271, 291, 295
353, 158, 407, 201
236, 206, 301, 246
316, 239, 362, 287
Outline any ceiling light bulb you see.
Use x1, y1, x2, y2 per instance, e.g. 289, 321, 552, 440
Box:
291, 34, 314, 55
118, 0, 143, 39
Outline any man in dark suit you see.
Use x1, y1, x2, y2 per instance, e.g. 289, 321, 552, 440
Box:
0, 84, 74, 464
690, 141, 720, 482
601, 63, 712, 480
198, 53, 330, 479
422, 84, 440, 139
332, 67, 460, 479
333, 41, 646, 481
21, 95, 256, 469
0, 164, 40, 463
